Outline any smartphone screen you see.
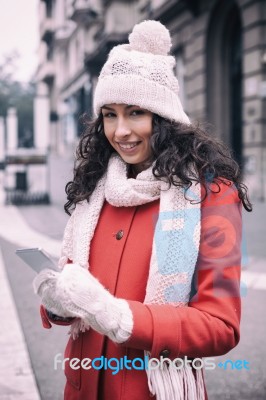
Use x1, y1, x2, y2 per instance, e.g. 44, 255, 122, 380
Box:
15, 248, 59, 273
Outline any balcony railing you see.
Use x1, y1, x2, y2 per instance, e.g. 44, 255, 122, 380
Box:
37, 61, 55, 84
54, 21, 76, 46
69, 0, 100, 24
40, 16, 55, 42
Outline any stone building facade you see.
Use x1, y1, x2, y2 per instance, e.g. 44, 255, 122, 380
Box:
35, 0, 266, 201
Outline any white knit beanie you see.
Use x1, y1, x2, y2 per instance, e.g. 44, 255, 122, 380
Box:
93, 20, 190, 124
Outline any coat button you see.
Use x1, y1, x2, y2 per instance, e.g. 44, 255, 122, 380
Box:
159, 349, 171, 358
115, 230, 124, 240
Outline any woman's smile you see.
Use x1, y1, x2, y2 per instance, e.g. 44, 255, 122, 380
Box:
116, 141, 142, 152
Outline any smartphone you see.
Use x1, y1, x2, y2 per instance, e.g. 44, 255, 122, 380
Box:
15, 247, 59, 273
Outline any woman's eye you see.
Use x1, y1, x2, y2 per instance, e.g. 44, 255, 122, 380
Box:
131, 109, 144, 116
103, 112, 116, 118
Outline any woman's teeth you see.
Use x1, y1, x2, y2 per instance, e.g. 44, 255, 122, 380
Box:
119, 142, 139, 149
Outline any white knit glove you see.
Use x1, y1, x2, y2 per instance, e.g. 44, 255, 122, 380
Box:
33, 264, 133, 343
33, 269, 72, 318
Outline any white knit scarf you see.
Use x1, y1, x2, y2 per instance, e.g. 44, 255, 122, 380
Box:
59, 153, 204, 400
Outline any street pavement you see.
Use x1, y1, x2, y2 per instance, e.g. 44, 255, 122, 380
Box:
0, 173, 266, 399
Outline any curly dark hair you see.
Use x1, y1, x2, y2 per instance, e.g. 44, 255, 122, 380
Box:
64, 113, 252, 215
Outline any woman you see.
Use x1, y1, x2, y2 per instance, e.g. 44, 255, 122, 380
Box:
34, 20, 252, 400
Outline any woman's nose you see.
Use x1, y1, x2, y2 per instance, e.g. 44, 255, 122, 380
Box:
115, 117, 131, 138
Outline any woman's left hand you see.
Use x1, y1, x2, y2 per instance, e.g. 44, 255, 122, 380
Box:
33, 268, 75, 318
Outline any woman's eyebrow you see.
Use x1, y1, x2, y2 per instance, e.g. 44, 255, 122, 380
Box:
102, 106, 114, 111
102, 105, 136, 111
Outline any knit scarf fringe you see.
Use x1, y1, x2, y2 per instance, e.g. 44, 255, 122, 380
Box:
145, 351, 205, 400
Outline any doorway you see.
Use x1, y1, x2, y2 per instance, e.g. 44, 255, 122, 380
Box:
206, 0, 243, 167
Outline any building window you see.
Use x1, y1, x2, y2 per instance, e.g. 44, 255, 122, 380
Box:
175, 49, 187, 111
47, 44, 54, 61
46, 0, 53, 18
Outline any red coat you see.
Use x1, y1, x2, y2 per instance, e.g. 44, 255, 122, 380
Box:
41, 181, 242, 400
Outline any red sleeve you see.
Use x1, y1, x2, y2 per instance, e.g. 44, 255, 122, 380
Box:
124, 181, 242, 359
40, 305, 52, 329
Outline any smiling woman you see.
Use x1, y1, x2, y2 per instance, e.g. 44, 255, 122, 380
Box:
33, 20, 252, 400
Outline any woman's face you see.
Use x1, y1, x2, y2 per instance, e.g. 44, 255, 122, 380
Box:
102, 104, 153, 173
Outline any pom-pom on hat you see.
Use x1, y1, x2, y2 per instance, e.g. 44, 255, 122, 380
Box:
93, 20, 190, 124
128, 19, 171, 55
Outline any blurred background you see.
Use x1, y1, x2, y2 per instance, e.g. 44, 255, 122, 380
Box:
0, 1, 265, 399
1, 0, 266, 206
